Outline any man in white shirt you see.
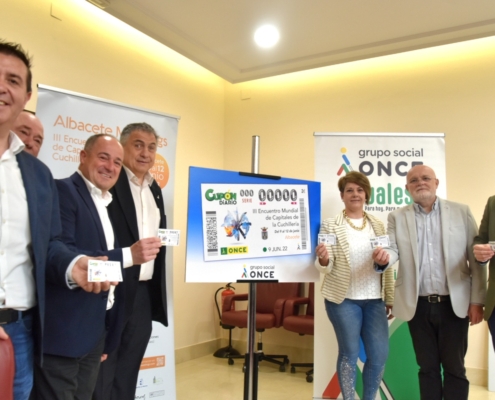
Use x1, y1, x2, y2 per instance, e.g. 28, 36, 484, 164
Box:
0, 40, 107, 400
33, 134, 161, 400
12, 110, 43, 157
94, 123, 168, 400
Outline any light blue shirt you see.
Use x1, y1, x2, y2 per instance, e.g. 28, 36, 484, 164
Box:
414, 197, 449, 296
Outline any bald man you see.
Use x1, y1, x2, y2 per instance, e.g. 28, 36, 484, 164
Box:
12, 110, 44, 157
373, 165, 486, 400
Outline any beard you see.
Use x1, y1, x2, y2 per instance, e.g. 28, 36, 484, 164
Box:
412, 190, 435, 203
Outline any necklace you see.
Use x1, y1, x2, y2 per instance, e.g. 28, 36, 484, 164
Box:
343, 209, 367, 231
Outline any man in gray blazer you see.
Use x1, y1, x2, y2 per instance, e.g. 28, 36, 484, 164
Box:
373, 165, 486, 400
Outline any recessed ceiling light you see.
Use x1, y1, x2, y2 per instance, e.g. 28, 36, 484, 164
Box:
254, 25, 280, 48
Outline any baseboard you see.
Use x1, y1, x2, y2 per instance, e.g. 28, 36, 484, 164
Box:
175, 338, 225, 364
467, 367, 487, 387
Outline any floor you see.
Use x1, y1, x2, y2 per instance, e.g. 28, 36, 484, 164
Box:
176, 354, 495, 400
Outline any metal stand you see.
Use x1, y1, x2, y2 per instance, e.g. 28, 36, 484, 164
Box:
244, 136, 260, 400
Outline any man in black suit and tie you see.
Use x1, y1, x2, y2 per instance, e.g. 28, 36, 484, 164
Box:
94, 123, 168, 400
33, 134, 161, 400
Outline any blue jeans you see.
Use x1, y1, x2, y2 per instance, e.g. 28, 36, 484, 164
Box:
325, 299, 389, 400
3, 313, 34, 400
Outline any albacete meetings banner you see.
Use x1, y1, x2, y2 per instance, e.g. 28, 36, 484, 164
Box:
37, 85, 178, 400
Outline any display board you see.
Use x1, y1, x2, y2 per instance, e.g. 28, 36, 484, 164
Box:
185, 167, 321, 282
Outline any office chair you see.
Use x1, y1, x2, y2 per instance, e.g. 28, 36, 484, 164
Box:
283, 282, 314, 382
0, 336, 15, 400
213, 285, 241, 358
221, 282, 301, 372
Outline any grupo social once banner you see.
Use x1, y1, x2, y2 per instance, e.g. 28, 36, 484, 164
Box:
37, 85, 179, 400
314, 133, 445, 400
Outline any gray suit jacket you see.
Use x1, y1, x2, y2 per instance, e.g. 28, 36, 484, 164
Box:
385, 197, 486, 321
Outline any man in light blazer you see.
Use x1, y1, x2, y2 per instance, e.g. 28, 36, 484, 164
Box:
373, 165, 486, 400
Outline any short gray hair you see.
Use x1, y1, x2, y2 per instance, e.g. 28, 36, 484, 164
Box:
120, 122, 158, 145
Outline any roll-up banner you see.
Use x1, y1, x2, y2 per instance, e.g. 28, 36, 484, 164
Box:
36, 85, 178, 400
314, 133, 445, 399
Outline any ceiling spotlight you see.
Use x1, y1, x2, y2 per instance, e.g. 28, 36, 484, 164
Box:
254, 25, 280, 48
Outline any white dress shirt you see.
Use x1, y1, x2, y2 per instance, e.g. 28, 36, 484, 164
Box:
0, 132, 36, 310
76, 170, 133, 309
123, 166, 160, 280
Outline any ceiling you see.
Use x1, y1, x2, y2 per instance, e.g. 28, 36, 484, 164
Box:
101, 0, 495, 83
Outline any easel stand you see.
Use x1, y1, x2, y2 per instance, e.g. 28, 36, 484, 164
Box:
237, 136, 279, 400
244, 281, 258, 400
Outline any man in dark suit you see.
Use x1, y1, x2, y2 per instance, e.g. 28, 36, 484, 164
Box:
94, 123, 168, 400
0, 41, 107, 400
33, 134, 161, 400
13, 110, 44, 157
473, 196, 495, 350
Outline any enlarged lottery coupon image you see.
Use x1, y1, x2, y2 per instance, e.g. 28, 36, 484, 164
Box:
200, 183, 311, 261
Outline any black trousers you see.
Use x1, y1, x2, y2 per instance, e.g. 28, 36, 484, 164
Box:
488, 308, 495, 351
408, 297, 469, 400
93, 282, 152, 400
32, 333, 105, 400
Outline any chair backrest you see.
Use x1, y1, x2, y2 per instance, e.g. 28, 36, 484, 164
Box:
256, 283, 301, 314
306, 282, 315, 317
0, 337, 15, 400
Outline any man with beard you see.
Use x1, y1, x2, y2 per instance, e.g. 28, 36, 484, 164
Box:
373, 165, 486, 400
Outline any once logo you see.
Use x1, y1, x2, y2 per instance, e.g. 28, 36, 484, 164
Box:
337, 147, 354, 176
221, 246, 249, 255
249, 270, 275, 279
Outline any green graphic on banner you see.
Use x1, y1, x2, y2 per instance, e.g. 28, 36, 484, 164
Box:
383, 320, 420, 399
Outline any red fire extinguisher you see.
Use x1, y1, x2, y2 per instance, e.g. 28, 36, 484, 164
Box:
221, 283, 236, 311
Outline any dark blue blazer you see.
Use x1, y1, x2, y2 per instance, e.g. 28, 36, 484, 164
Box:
42, 172, 124, 358
15, 152, 78, 361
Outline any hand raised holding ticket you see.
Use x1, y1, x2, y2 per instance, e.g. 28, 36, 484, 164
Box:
316, 243, 331, 266
473, 244, 494, 263
131, 237, 161, 265
372, 247, 390, 266
73, 256, 117, 294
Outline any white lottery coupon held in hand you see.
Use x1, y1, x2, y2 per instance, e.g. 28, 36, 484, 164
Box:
318, 234, 336, 245
370, 235, 390, 249
88, 260, 123, 282
200, 183, 311, 261
158, 229, 180, 246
